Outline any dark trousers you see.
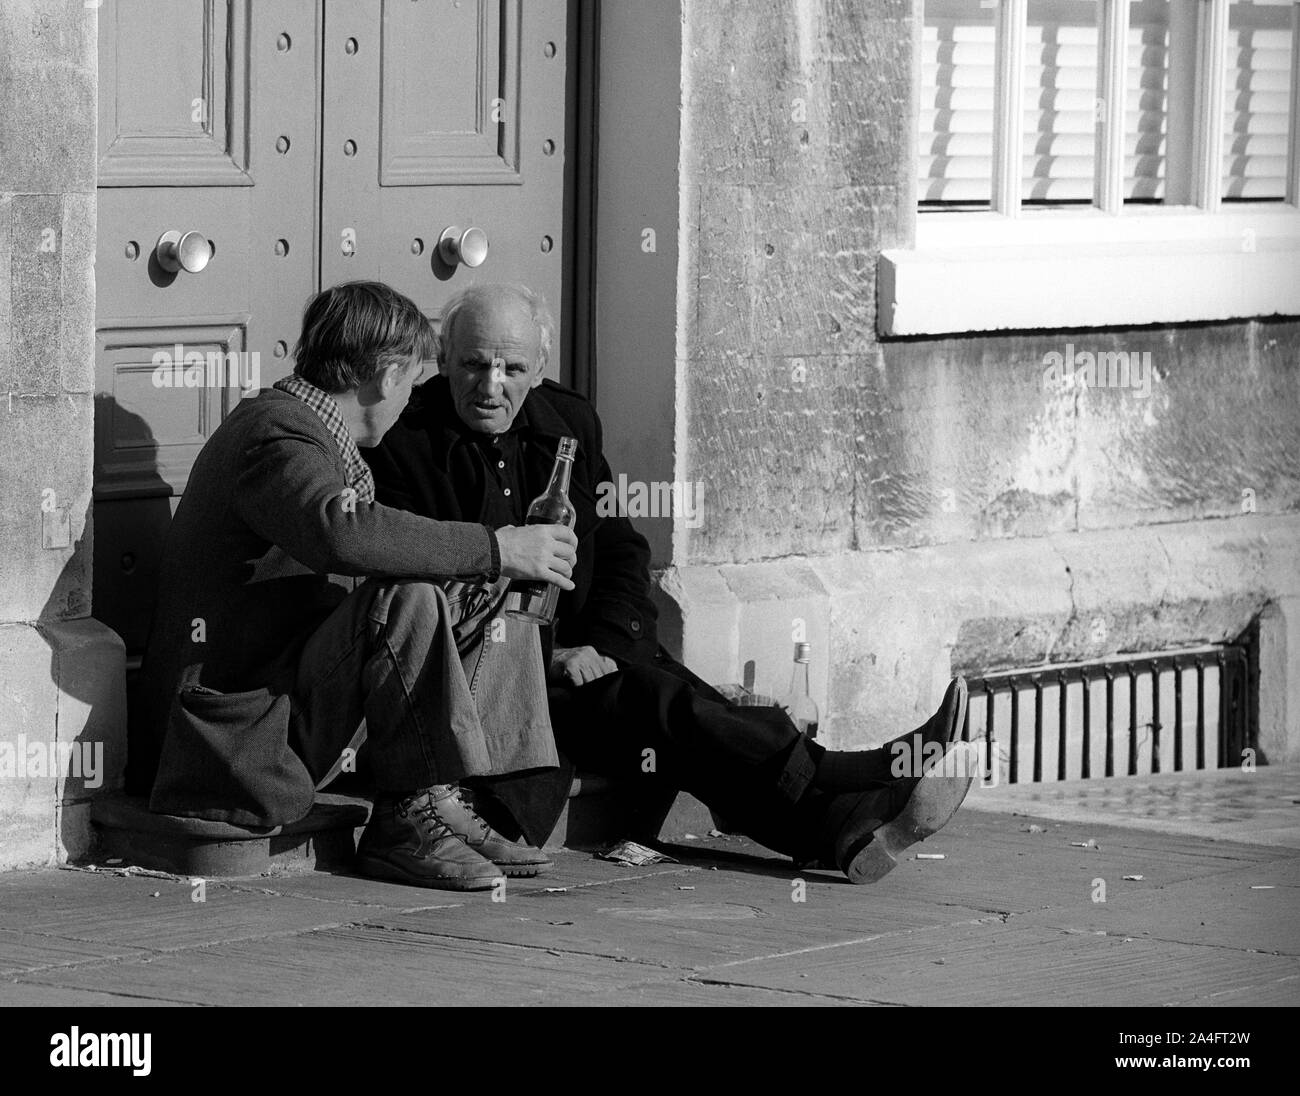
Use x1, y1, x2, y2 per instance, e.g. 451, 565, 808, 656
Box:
482, 651, 916, 859
546, 655, 901, 862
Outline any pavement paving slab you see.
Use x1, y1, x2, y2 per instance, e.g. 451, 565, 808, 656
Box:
692, 920, 1300, 1007
364, 877, 995, 972
0, 790, 1296, 1007
0, 868, 373, 951
964, 764, 1300, 849
0, 927, 152, 978
13, 925, 851, 1007
1015, 856, 1300, 956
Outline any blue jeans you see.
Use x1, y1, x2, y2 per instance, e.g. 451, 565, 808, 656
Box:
290, 577, 558, 795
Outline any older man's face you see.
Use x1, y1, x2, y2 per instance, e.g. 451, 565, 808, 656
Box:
441, 292, 543, 434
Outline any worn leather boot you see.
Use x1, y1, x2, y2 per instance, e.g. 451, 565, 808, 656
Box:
356, 787, 501, 891
832, 740, 980, 884
437, 785, 553, 877
885, 676, 969, 757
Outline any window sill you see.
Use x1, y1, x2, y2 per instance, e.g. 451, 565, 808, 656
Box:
878, 207, 1300, 336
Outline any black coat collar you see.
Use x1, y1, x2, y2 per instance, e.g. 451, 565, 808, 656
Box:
414, 376, 579, 469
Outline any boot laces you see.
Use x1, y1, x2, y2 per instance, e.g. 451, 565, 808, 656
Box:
448, 787, 491, 839
397, 793, 457, 839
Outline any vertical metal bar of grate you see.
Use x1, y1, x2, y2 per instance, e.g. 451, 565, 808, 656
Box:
1057, 671, 1068, 781
1221, 648, 1248, 765
1104, 667, 1115, 777
1127, 663, 1139, 776
1032, 678, 1043, 783
1009, 676, 1019, 785
984, 683, 995, 784
1195, 656, 1206, 770
1173, 661, 1184, 772
1216, 649, 1227, 768
1081, 669, 1091, 779
1150, 659, 1161, 774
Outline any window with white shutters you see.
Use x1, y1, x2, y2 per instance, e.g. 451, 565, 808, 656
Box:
884, 0, 1300, 336
1226, 0, 1296, 199
920, 0, 996, 205
919, 0, 1298, 210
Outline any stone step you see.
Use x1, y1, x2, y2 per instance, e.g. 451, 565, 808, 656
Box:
89, 779, 721, 878
90, 795, 370, 878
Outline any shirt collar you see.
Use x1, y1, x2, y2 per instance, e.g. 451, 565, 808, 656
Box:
272, 373, 376, 504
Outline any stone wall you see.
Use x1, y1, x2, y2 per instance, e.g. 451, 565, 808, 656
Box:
663, 0, 1300, 756
0, 0, 124, 869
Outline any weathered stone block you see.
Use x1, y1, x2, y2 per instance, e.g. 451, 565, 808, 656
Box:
655, 564, 740, 686
0, 0, 98, 195
866, 334, 1077, 550
11, 196, 64, 377
0, 620, 125, 869
57, 799, 97, 863
861, 320, 1300, 554
0, 194, 12, 391
1075, 321, 1300, 529
722, 558, 832, 700
693, 183, 897, 358
682, 352, 857, 562
60, 191, 97, 394
9, 194, 66, 395
0, 623, 60, 867
0, 392, 94, 624
683, 0, 914, 191
1257, 597, 1300, 762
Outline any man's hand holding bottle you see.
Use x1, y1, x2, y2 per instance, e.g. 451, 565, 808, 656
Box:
496, 524, 577, 590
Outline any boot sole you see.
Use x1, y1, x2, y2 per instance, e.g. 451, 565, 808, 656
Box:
356, 853, 501, 891
493, 860, 552, 878
844, 740, 978, 885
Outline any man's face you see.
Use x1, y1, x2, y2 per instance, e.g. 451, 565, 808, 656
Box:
379, 353, 422, 432
441, 292, 543, 434
356, 352, 422, 447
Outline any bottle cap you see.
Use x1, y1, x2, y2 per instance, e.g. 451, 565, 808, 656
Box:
794, 642, 811, 663
557, 436, 577, 460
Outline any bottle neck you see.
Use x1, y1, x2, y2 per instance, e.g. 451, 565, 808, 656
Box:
547, 455, 573, 498
789, 659, 810, 696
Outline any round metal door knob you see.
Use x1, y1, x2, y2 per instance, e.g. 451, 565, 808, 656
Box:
156, 230, 212, 274
437, 226, 488, 268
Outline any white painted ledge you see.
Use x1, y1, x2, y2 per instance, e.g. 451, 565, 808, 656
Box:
879, 208, 1300, 336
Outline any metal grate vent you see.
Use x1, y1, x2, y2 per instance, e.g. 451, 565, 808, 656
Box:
961, 644, 1253, 786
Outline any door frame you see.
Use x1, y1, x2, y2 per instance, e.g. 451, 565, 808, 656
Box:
564, 0, 600, 400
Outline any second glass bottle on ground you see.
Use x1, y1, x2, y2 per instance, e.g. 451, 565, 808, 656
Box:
781, 642, 819, 739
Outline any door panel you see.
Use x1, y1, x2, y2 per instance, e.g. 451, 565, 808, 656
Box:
97, 0, 251, 186
95, 324, 246, 501
321, 0, 568, 375
94, 0, 320, 652
378, 0, 520, 184
94, 0, 573, 656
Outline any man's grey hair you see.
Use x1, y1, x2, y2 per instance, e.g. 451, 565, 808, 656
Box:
437, 283, 554, 373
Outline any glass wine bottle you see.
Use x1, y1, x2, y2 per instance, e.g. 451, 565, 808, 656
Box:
504, 436, 577, 626
781, 642, 819, 739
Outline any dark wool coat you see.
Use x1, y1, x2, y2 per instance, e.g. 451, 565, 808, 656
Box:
364, 377, 660, 665
132, 388, 500, 826
363, 377, 666, 841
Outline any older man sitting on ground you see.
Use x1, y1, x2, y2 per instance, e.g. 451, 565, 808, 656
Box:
364, 283, 980, 885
